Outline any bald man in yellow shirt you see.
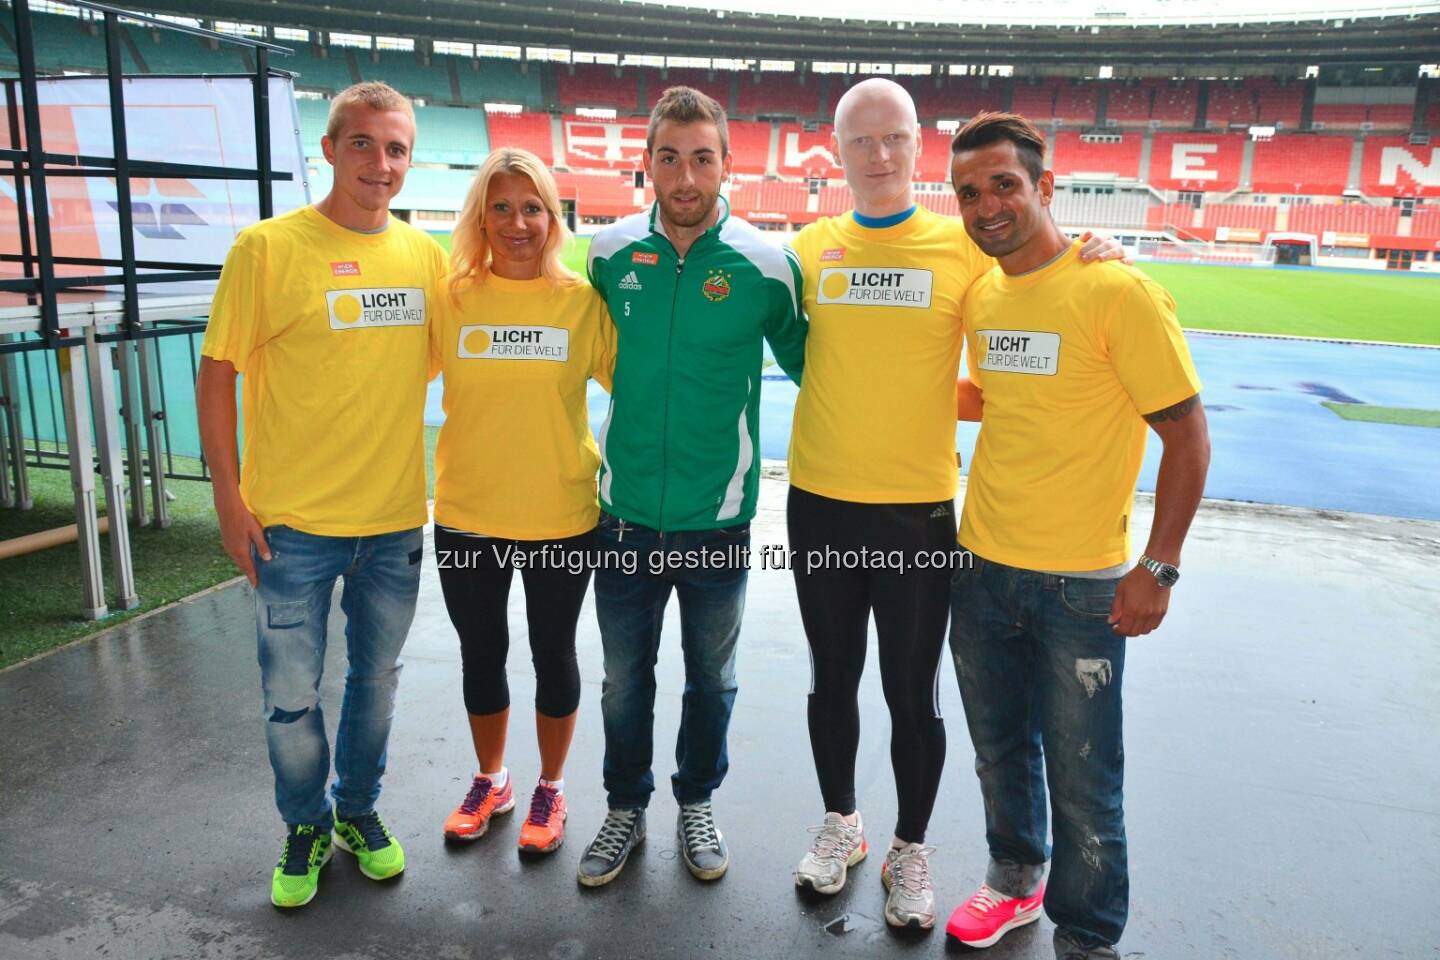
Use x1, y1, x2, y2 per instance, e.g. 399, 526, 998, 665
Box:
942, 112, 1209, 960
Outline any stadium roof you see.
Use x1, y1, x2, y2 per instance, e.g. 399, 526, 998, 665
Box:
150, 1, 1440, 66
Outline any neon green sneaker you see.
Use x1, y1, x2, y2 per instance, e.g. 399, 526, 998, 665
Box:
333, 811, 405, 881
270, 823, 332, 908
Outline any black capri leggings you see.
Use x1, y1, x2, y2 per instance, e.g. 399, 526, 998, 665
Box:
787, 485, 957, 844
433, 525, 593, 718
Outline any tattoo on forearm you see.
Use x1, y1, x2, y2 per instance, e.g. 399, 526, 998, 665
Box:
1144, 395, 1199, 424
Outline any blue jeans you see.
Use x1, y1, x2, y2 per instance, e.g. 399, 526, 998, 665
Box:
593, 512, 748, 809
252, 525, 423, 829
949, 549, 1128, 950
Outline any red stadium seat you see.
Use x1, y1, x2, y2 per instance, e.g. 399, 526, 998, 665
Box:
1205, 83, 1258, 126
648, 69, 730, 110
726, 120, 772, 176
776, 123, 842, 177
1201, 204, 1277, 231
1051, 132, 1143, 179
1011, 80, 1059, 123
1149, 133, 1245, 191
1287, 203, 1401, 236
1428, 103, 1440, 131
1150, 80, 1199, 126
1054, 82, 1099, 125
1250, 135, 1353, 196
1254, 80, 1303, 128
1366, 105, 1414, 131
738, 73, 820, 118
1107, 84, 1153, 128
486, 112, 554, 165
1360, 137, 1440, 197
558, 64, 638, 112
1410, 207, 1440, 239
561, 114, 647, 170
939, 77, 1004, 119
729, 178, 810, 223
1312, 105, 1368, 129
917, 191, 959, 217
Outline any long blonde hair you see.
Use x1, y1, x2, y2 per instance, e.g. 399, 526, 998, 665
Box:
449, 148, 580, 297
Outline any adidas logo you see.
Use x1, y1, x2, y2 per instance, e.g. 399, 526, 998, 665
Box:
929, 505, 950, 519
618, 270, 643, 291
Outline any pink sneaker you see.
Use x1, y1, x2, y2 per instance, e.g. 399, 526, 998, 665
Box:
945, 882, 1045, 947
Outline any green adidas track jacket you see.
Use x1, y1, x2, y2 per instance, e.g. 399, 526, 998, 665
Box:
587, 199, 806, 531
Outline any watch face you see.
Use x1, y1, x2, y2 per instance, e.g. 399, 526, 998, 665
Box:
1156, 564, 1180, 587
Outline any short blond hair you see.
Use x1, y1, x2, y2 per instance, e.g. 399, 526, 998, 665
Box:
325, 81, 415, 144
449, 148, 580, 296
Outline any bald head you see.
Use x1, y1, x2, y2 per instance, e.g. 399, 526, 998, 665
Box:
830, 77, 921, 217
834, 78, 918, 139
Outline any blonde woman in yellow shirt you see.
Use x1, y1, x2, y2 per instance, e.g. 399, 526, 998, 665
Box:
431, 148, 615, 855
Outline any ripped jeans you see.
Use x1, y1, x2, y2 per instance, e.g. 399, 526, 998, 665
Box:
252, 525, 423, 829
949, 548, 1128, 951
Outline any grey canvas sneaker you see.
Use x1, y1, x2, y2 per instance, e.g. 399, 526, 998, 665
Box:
881, 843, 937, 929
1054, 929, 1121, 959
794, 811, 869, 894
576, 807, 646, 887
677, 800, 729, 881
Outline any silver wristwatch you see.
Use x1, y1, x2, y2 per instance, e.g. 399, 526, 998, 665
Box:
1137, 554, 1180, 588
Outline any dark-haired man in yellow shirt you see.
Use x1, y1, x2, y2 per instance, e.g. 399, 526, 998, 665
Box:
942, 112, 1210, 960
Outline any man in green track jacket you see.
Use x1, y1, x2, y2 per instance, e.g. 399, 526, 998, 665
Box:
575, 86, 807, 889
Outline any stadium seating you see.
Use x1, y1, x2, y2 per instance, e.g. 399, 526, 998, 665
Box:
1312, 104, 1368, 129
776, 123, 842, 177
486, 111, 554, 165
557, 64, 636, 111
296, 98, 329, 157
913, 126, 954, 182
817, 183, 850, 215
739, 72, 819, 118
454, 59, 543, 108
288, 45, 359, 94
1050, 132, 1144, 179
414, 105, 490, 166
1011, 81, 1059, 122
1360, 137, 1440, 197
1411, 207, 1440, 239
1149, 133, 1245, 191
1151, 80, 1199, 126
1107, 84, 1153, 128
562, 171, 642, 219
649, 69, 730, 111
1205, 82, 1257, 126
1145, 202, 1200, 230
1050, 188, 1151, 228
358, 50, 450, 103
1366, 105, 1414, 131
945, 77, 1006, 119
128, 26, 249, 75
1428, 103, 1440, 130
561, 114, 647, 169
1054, 82, 1099, 125
916, 190, 960, 217
1201, 203, 1277, 231
1250, 135, 1352, 195
27, 10, 141, 75
729, 178, 810, 223
727, 120, 773, 176
1254, 80, 1304, 128
1288, 203, 1401, 235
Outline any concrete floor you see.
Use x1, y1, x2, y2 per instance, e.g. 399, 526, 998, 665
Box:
2, 469, 1438, 960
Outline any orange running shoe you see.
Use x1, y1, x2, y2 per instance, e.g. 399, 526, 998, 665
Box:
517, 784, 567, 854
443, 774, 514, 841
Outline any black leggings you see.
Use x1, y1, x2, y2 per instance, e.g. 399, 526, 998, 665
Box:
787, 486, 956, 844
434, 525, 592, 719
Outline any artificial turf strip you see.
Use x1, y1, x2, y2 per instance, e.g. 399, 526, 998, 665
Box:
1135, 263, 1440, 346
0, 427, 441, 671
1322, 402, 1440, 428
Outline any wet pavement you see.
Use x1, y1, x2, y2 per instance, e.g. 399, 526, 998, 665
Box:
2, 469, 1438, 960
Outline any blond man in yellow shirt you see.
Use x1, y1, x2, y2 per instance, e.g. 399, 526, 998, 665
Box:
942, 113, 1209, 960
197, 82, 446, 909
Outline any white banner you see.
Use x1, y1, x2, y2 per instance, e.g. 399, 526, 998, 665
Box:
1, 75, 308, 292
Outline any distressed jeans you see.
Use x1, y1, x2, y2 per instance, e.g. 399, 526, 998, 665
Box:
949, 549, 1128, 951
252, 525, 423, 829
592, 512, 748, 810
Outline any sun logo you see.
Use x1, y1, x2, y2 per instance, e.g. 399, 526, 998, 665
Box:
333, 294, 362, 324
977, 333, 989, 364
821, 271, 850, 300
463, 329, 492, 354
702, 269, 733, 303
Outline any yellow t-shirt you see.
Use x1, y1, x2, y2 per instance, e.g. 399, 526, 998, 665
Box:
788, 206, 993, 503
201, 205, 446, 536
432, 275, 616, 541
959, 242, 1203, 572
